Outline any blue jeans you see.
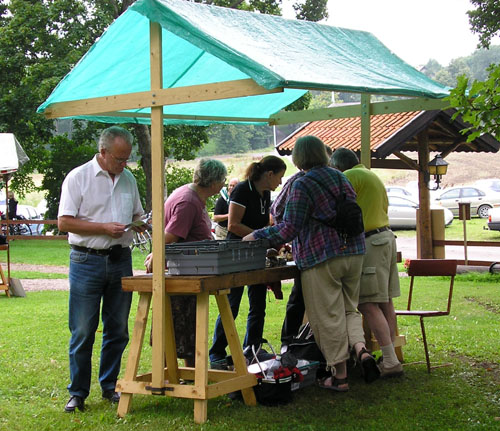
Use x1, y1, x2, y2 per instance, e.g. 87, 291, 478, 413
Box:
67, 248, 133, 398
209, 284, 267, 362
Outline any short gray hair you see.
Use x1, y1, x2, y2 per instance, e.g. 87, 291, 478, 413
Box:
193, 158, 227, 188
292, 136, 329, 170
330, 147, 360, 172
98, 126, 133, 151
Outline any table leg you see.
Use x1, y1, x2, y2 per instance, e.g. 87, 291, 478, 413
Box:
215, 294, 256, 406
395, 324, 404, 362
117, 292, 152, 417
194, 291, 209, 424
163, 295, 180, 384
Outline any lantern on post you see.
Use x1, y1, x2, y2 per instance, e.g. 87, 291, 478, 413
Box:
426, 154, 448, 190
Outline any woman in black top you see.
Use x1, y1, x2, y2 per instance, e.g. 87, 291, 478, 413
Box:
213, 178, 239, 240
209, 156, 286, 364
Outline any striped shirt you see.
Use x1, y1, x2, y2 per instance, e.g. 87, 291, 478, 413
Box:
253, 165, 365, 270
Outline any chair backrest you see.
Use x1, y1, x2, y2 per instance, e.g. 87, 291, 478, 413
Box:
406, 259, 458, 313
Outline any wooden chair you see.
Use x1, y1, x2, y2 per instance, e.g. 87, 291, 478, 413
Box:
396, 259, 457, 373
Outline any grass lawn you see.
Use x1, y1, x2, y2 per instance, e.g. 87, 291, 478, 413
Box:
1, 239, 150, 272
0, 273, 499, 431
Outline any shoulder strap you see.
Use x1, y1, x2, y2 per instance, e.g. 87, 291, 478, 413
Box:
306, 173, 344, 204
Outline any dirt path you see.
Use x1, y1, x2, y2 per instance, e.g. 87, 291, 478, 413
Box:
6, 263, 146, 292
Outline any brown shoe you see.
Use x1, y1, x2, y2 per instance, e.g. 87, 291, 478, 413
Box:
379, 362, 404, 378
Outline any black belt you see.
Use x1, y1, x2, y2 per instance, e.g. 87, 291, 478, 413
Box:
365, 226, 390, 238
71, 244, 126, 256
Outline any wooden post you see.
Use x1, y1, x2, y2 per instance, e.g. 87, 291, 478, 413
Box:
149, 21, 170, 394
431, 209, 445, 259
417, 131, 433, 259
360, 94, 371, 168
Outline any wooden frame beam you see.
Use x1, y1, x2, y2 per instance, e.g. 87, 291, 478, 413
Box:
43, 79, 283, 119
270, 97, 449, 126
79, 111, 270, 123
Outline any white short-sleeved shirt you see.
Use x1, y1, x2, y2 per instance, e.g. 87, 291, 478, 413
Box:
58, 155, 144, 249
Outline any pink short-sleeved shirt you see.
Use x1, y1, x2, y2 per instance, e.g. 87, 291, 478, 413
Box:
164, 184, 212, 242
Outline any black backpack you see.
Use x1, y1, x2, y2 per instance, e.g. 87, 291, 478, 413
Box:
308, 175, 364, 243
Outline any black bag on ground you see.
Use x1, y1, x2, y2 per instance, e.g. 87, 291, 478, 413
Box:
287, 322, 325, 364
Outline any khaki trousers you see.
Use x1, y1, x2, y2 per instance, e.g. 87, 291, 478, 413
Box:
214, 225, 228, 240
301, 254, 365, 367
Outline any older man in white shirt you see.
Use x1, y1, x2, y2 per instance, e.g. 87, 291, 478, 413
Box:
58, 126, 144, 413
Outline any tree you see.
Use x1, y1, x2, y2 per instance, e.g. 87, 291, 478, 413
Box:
0, 0, 112, 197
447, 1, 500, 141
0, 0, 329, 215
467, 0, 500, 50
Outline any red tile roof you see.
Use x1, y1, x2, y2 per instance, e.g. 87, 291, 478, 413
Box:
278, 111, 423, 154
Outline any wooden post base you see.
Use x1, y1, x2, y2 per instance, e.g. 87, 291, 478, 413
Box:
0, 245, 10, 297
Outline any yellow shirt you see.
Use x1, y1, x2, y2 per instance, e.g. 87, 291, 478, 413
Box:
343, 164, 389, 232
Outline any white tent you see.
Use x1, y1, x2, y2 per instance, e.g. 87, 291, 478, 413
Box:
0, 133, 29, 175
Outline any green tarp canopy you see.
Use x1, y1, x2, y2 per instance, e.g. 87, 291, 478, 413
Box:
37, 0, 449, 125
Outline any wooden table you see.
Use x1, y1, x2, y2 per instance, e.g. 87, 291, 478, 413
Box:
116, 264, 299, 423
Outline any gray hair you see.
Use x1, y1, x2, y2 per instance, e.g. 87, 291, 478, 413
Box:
330, 147, 360, 172
193, 158, 227, 188
292, 136, 329, 170
98, 126, 133, 151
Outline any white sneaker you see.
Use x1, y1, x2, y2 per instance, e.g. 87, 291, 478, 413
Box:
379, 362, 404, 378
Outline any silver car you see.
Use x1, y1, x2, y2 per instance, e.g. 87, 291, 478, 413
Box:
433, 186, 500, 218
388, 195, 454, 229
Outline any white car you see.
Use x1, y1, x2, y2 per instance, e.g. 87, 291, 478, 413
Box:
433, 186, 500, 218
475, 178, 500, 194
487, 207, 500, 231
385, 186, 414, 199
388, 195, 453, 229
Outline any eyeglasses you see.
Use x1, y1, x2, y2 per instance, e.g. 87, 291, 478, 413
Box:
108, 152, 130, 164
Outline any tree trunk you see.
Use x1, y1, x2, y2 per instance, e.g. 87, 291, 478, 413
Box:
132, 124, 153, 212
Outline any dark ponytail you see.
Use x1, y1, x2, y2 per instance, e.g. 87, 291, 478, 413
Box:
245, 155, 286, 181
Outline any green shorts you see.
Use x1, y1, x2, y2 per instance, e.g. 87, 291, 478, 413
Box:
358, 229, 400, 304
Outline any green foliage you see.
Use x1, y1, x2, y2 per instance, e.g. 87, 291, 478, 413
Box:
467, 0, 500, 49
293, 0, 328, 21
39, 133, 97, 225
308, 90, 333, 109
163, 125, 209, 160
128, 165, 148, 211
444, 2, 500, 143
165, 164, 194, 196
0, 0, 114, 197
208, 124, 251, 154
447, 63, 500, 141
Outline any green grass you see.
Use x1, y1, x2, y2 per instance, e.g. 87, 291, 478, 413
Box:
390, 217, 500, 240
444, 217, 500, 241
0, 275, 499, 430
1, 239, 149, 271
9, 271, 68, 279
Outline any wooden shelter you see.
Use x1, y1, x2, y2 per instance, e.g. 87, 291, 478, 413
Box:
277, 108, 500, 257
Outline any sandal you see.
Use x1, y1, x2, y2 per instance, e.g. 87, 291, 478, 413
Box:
317, 376, 349, 392
357, 347, 380, 384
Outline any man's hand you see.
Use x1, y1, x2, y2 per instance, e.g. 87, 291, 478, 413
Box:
103, 222, 127, 238
242, 233, 255, 241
